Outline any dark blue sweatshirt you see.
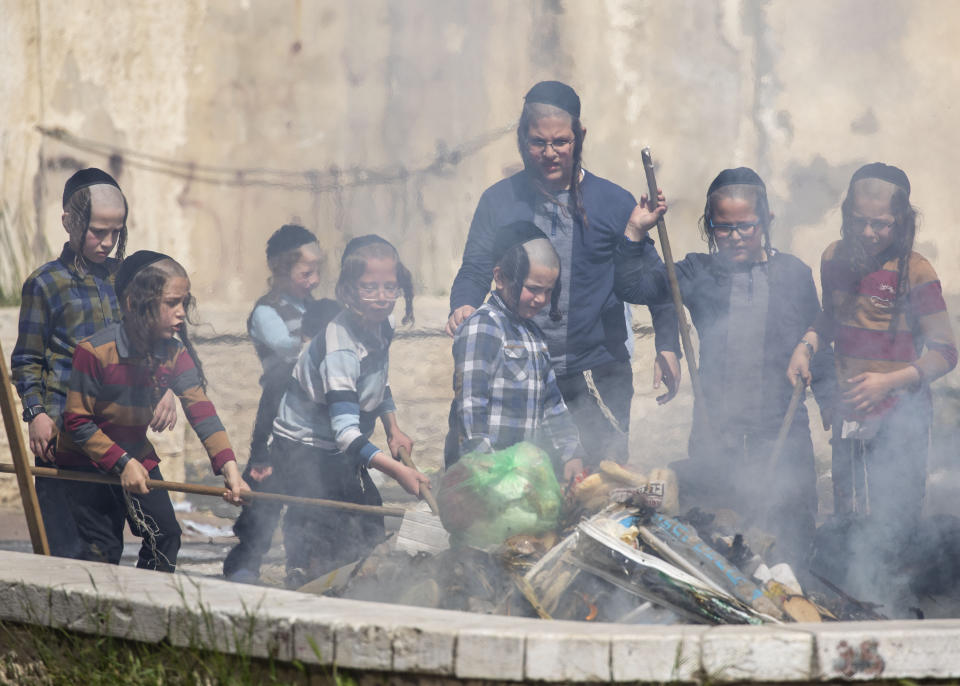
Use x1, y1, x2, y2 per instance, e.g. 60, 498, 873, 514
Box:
449, 170, 680, 375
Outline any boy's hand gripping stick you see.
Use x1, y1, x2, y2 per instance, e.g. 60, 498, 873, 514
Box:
641, 147, 713, 436
398, 446, 440, 515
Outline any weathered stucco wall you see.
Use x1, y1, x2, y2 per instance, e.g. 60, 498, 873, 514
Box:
2, 0, 960, 305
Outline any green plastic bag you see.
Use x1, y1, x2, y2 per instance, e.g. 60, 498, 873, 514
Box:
437, 442, 563, 548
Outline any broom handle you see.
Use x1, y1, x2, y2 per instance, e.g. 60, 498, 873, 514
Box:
398, 447, 439, 515
768, 381, 805, 471
641, 147, 713, 434
0, 463, 406, 517
0, 340, 49, 554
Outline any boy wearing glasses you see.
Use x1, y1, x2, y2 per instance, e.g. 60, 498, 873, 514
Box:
787, 164, 955, 608
618, 167, 835, 567
447, 81, 679, 470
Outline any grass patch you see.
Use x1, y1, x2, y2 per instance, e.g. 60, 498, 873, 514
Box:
0, 577, 360, 686
0, 620, 349, 685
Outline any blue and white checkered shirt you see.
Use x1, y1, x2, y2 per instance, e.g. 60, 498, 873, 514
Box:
451, 292, 581, 465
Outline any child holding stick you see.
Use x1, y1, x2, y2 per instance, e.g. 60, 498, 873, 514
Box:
223, 224, 322, 583
271, 235, 428, 586
11, 169, 177, 557
56, 251, 248, 572
446, 221, 584, 482
618, 168, 835, 566
788, 163, 956, 597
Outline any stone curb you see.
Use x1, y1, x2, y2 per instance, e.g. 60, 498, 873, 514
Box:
0, 550, 958, 683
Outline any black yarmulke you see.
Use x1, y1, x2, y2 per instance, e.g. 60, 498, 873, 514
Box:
491, 221, 550, 266
707, 167, 766, 196
62, 168, 121, 209
115, 250, 170, 300
851, 162, 910, 196
341, 234, 394, 266
266, 224, 317, 260
524, 81, 581, 118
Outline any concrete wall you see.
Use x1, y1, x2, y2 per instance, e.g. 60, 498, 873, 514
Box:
3, 549, 960, 683
3, 0, 960, 305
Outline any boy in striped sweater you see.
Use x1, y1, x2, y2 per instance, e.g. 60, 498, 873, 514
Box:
57, 251, 248, 572
788, 164, 956, 602
270, 236, 428, 587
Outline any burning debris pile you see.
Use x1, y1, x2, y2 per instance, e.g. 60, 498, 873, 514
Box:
299, 453, 880, 625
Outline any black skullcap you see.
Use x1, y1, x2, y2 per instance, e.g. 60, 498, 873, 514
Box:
707, 167, 766, 196
266, 224, 317, 260
115, 250, 171, 300
851, 162, 910, 196
491, 221, 551, 266
341, 234, 394, 266
62, 168, 121, 209
524, 81, 581, 118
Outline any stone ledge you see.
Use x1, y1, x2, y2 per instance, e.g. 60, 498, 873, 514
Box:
2, 550, 960, 683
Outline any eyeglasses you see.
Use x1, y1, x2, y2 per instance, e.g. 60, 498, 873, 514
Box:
527, 137, 574, 154
357, 283, 401, 301
707, 218, 759, 237
849, 216, 896, 232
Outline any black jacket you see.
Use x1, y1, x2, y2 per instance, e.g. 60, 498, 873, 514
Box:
615, 249, 836, 440
449, 170, 680, 373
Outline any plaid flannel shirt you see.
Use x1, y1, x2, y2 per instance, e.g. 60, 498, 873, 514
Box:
452, 292, 581, 464
11, 244, 120, 425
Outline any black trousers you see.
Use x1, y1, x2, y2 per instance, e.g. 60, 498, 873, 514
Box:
556, 359, 634, 466
35, 455, 84, 559
271, 436, 386, 577
222, 369, 294, 577
222, 460, 284, 577
64, 465, 181, 572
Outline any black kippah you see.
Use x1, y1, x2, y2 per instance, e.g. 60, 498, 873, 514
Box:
62, 168, 121, 209
524, 81, 581, 118
266, 224, 317, 260
851, 162, 910, 196
707, 167, 766, 196
115, 250, 171, 300
491, 221, 551, 266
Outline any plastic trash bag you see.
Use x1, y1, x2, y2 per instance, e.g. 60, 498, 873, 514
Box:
437, 442, 563, 548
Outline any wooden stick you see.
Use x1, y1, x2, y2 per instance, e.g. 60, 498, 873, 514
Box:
512, 573, 553, 620
0, 464, 406, 518
640, 148, 711, 432
0, 342, 49, 555
398, 446, 440, 515
768, 381, 805, 471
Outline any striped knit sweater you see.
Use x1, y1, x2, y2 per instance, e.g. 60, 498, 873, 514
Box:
272, 309, 396, 467
813, 242, 957, 419
56, 323, 237, 474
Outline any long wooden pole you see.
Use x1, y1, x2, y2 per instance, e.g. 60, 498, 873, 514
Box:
0, 464, 406, 518
640, 147, 711, 430
0, 341, 50, 555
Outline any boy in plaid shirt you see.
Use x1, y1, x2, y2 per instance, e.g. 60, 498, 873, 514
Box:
11, 169, 176, 557
447, 221, 584, 482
